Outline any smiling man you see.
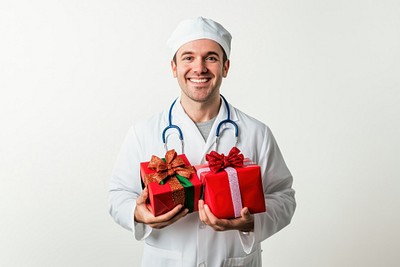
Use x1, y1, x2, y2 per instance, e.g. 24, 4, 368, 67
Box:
109, 17, 296, 267
173, 39, 228, 102
172, 38, 229, 123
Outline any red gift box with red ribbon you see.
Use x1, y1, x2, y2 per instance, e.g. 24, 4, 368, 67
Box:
195, 147, 266, 219
140, 150, 202, 216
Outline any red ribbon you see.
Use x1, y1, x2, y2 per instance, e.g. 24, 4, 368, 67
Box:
146, 149, 195, 184
205, 147, 244, 173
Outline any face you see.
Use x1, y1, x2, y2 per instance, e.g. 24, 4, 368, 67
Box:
171, 39, 230, 104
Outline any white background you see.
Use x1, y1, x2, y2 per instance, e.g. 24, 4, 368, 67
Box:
1, 0, 399, 266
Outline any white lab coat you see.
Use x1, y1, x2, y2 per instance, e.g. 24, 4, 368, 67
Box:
109, 97, 296, 267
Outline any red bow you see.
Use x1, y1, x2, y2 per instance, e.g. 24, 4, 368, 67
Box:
146, 149, 194, 184
205, 147, 244, 173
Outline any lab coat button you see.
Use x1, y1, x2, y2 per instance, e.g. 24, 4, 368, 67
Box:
199, 223, 206, 229
198, 263, 206, 267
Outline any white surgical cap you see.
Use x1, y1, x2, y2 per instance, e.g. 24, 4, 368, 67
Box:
166, 17, 232, 60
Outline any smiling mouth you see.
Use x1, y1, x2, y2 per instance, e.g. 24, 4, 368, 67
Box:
189, 78, 210, 83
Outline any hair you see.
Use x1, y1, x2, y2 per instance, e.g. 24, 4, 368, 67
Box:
172, 43, 228, 65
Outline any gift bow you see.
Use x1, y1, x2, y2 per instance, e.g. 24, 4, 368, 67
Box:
205, 147, 244, 173
147, 149, 195, 184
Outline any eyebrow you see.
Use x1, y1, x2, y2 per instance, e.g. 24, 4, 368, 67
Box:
179, 51, 221, 58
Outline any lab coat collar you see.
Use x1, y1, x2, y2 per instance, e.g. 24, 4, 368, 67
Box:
172, 95, 239, 124
171, 95, 239, 161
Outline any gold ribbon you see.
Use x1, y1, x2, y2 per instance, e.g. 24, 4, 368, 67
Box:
145, 149, 195, 205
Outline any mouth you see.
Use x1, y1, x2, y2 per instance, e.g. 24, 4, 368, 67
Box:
188, 78, 211, 84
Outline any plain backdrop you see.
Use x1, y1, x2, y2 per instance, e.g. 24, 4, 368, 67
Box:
1, 0, 399, 266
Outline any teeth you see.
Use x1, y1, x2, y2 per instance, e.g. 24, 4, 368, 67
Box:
190, 78, 209, 83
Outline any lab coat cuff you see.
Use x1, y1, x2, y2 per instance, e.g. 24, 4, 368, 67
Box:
134, 221, 152, 241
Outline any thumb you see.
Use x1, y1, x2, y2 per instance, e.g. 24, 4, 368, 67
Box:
241, 207, 251, 219
137, 187, 149, 204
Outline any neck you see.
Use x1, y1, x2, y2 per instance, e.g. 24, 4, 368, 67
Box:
180, 94, 221, 123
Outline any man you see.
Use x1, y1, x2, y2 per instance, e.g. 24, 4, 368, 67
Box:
109, 17, 296, 267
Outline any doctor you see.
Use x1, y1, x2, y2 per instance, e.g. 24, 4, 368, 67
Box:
109, 17, 296, 266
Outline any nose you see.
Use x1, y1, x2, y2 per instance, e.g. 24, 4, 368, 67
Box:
193, 58, 207, 74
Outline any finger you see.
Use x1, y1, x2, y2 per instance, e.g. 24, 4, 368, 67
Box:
150, 208, 189, 229
238, 207, 254, 232
204, 204, 235, 231
136, 187, 149, 205
241, 207, 250, 219
151, 204, 184, 223
148, 207, 185, 228
168, 208, 189, 224
199, 200, 210, 224
203, 204, 220, 225
203, 204, 217, 221
134, 204, 152, 224
198, 200, 205, 222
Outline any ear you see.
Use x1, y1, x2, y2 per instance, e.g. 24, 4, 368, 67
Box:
222, 59, 230, 78
171, 60, 177, 78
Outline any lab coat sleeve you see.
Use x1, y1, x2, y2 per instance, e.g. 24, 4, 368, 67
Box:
257, 126, 296, 241
108, 126, 152, 240
239, 126, 296, 253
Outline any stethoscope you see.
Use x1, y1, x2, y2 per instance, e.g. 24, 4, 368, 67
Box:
162, 95, 239, 152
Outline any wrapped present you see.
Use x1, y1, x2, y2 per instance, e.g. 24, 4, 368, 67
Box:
140, 149, 202, 216
195, 147, 266, 219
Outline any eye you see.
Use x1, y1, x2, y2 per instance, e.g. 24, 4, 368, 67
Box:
206, 56, 218, 62
182, 56, 193, 61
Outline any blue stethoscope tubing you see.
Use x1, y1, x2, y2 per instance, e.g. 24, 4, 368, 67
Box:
162, 95, 239, 152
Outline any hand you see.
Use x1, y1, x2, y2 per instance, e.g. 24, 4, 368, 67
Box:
134, 187, 189, 229
198, 200, 254, 232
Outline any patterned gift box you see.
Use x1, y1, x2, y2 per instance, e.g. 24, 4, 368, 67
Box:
140, 150, 202, 216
